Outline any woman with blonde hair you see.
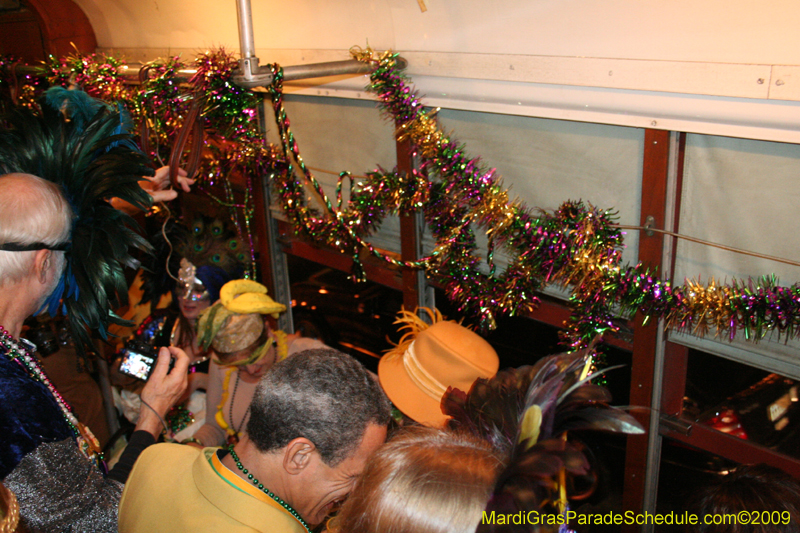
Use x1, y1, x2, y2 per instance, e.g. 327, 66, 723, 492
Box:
331, 347, 646, 533
328, 426, 502, 533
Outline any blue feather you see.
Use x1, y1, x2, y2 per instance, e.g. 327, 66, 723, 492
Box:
44, 87, 104, 131
44, 88, 140, 154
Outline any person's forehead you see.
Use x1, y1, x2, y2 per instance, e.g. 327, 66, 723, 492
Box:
219, 350, 249, 364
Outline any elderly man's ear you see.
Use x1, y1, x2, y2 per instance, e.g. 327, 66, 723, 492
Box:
282, 438, 316, 475
35, 249, 53, 284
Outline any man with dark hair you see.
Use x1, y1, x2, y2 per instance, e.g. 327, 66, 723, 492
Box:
119, 348, 391, 533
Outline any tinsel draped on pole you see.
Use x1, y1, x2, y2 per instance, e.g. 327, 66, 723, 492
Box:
3, 48, 800, 352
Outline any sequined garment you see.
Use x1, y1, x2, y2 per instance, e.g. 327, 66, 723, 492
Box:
0, 344, 122, 532
0, 343, 73, 478
133, 311, 174, 347
5, 440, 122, 532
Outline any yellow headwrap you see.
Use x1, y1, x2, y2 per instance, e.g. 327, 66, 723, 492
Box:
196, 279, 288, 365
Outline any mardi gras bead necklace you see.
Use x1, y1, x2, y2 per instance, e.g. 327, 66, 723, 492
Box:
227, 445, 312, 533
223, 371, 250, 446
0, 325, 103, 466
217, 368, 242, 445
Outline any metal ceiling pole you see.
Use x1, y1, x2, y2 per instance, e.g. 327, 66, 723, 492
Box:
14, 58, 404, 86
13, 0, 405, 87
235, 0, 256, 61
232, 0, 272, 88
230, 0, 405, 88
280, 60, 375, 81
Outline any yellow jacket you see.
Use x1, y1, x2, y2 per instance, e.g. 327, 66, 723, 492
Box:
119, 444, 306, 533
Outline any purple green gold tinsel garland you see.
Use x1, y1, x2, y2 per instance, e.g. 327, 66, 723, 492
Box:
4, 49, 800, 352
1, 49, 271, 279
268, 49, 629, 346
357, 51, 800, 347
266, 63, 431, 280
267, 48, 800, 351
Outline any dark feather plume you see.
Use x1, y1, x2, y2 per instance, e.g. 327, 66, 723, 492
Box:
0, 95, 154, 353
443, 351, 644, 532
137, 213, 188, 310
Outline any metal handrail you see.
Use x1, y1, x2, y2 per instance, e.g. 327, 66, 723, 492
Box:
229, 0, 409, 88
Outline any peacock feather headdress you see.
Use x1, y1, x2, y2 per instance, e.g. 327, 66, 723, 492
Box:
138, 212, 247, 311
0, 89, 154, 352
180, 214, 247, 276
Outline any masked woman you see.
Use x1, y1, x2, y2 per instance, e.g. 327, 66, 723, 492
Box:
188, 279, 326, 447
111, 212, 246, 442
112, 257, 238, 441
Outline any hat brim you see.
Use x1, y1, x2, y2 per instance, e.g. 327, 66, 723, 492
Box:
378, 352, 449, 428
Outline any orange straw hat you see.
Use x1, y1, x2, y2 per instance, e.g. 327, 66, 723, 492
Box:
379, 308, 499, 427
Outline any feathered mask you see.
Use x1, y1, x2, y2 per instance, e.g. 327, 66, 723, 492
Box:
442, 350, 645, 532
0, 89, 153, 352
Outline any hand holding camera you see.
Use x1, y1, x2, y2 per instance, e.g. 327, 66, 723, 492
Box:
134, 346, 190, 438
119, 341, 180, 381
